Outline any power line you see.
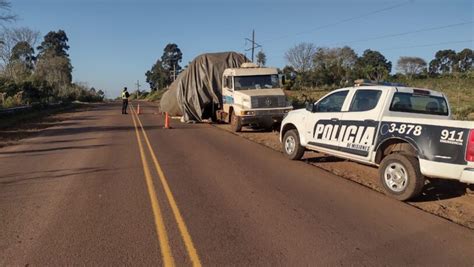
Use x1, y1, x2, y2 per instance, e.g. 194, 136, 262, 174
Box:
383, 40, 473, 51
270, 20, 472, 56
330, 21, 473, 46
261, 0, 412, 43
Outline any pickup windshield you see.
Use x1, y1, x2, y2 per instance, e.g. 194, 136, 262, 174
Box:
390, 92, 449, 116
234, 75, 279, 90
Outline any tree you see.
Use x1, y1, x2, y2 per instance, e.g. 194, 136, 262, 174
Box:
281, 65, 296, 89
35, 56, 73, 87
429, 49, 457, 75
146, 59, 169, 90
284, 42, 316, 73
282, 65, 296, 80
161, 43, 182, 80
37, 30, 70, 58
456, 48, 473, 73
396, 56, 427, 78
35, 30, 73, 86
10, 41, 35, 68
355, 49, 392, 81
313, 46, 357, 85
97, 89, 105, 98
5, 41, 35, 82
256, 50, 266, 67
0, 27, 40, 67
0, 0, 16, 24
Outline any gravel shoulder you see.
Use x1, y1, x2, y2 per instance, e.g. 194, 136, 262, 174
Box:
214, 123, 474, 229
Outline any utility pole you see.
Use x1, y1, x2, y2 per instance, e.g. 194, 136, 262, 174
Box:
245, 29, 262, 62
135, 80, 141, 91
170, 64, 177, 82
173, 64, 176, 81
135, 80, 141, 98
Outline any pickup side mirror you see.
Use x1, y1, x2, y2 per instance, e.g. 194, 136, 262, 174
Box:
306, 102, 315, 112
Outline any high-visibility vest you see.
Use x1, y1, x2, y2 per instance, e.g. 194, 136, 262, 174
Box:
122, 91, 128, 100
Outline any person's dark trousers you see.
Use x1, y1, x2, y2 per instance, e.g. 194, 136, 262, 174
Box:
122, 99, 128, 114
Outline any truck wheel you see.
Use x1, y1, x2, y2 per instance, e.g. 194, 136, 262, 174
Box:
230, 111, 242, 132
283, 129, 305, 160
379, 153, 425, 201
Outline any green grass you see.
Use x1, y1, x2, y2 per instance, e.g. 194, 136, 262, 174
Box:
393, 76, 474, 120
285, 89, 331, 109
146, 90, 166, 101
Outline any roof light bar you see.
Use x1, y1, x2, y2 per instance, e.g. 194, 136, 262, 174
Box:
354, 79, 406, 87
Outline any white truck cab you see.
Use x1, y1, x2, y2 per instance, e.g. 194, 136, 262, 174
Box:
280, 80, 474, 200
219, 63, 293, 131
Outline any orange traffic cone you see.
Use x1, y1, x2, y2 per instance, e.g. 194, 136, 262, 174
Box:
137, 104, 141, 115
164, 112, 171, 129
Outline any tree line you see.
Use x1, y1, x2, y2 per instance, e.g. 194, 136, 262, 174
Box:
145, 40, 472, 93
282, 42, 473, 90
0, 1, 103, 108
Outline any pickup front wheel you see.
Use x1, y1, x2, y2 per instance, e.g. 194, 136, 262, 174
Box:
379, 154, 425, 201
283, 129, 305, 160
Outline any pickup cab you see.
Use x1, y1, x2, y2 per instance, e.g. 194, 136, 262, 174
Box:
280, 81, 474, 200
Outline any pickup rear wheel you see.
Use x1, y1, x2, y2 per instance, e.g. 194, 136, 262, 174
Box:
230, 111, 242, 132
283, 129, 305, 160
379, 153, 425, 201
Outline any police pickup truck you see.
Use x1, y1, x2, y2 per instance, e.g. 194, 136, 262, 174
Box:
280, 80, 474, 200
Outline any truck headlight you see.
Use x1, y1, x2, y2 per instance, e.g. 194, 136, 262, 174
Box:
241, 110, 255, 116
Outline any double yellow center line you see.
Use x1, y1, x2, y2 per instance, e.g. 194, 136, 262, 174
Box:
130, 104, 201, 267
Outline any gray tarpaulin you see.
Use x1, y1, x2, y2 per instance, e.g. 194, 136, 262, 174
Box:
160, 52, 248, 122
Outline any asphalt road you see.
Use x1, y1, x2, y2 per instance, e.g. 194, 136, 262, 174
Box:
1, 102, 473, 266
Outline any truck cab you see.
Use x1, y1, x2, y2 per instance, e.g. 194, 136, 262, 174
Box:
219, 63, 293, 132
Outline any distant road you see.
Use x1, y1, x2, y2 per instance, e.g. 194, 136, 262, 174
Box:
1, 102, 473, 265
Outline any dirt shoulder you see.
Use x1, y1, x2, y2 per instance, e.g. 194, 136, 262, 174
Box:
214, 123, 474, 229
0, 103, 97, 148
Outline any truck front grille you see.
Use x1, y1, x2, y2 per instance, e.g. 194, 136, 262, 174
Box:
251, 96, 286, 108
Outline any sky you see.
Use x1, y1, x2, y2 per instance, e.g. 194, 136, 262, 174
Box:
10, 0, 474, 97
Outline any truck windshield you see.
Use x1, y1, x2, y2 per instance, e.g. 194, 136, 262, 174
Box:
390, 92, 449, 116
234, 75, 279, 90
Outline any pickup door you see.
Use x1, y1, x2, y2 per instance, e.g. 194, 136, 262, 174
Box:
305, 88, 387, 163
304, 90, 349, 150
338, 89, 387, 162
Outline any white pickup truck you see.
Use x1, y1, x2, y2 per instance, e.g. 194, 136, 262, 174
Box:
280, 81, 474, 200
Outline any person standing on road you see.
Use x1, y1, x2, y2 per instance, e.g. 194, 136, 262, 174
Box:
121, 87, 130, 114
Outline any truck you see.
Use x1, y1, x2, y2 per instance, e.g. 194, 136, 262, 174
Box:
280, 80, 474, 201
217, 63, 293, 132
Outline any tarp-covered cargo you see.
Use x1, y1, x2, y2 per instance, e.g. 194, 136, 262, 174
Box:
160, 52, 248, 122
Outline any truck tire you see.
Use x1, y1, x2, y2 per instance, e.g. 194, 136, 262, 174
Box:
230, 111, 242, 132
379, 153, 425, 201
282, 129, 305, 160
